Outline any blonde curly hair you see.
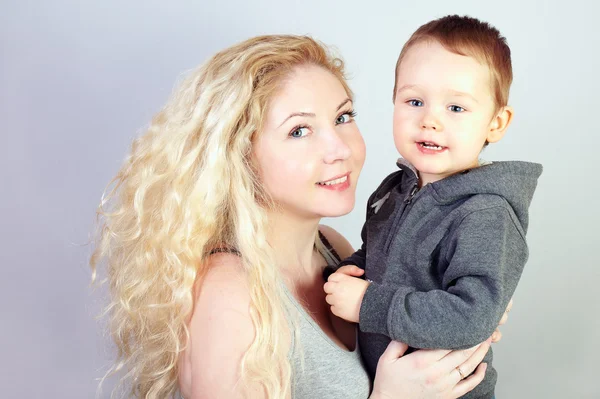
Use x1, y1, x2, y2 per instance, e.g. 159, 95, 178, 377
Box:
91, 34, 352, 398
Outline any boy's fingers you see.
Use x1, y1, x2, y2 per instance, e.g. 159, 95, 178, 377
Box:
336, 265, 365, 277
325, 294, 335, 305
330, 305, 342, 318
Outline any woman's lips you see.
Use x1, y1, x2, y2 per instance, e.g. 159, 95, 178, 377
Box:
316, 173, 351, 191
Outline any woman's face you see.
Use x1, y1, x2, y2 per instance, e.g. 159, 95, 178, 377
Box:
253, 65, 366, 220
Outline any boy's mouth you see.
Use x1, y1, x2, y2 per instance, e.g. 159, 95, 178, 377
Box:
417, 141, 446, 151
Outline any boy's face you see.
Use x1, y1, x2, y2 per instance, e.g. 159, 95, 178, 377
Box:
393, 40, 500, 185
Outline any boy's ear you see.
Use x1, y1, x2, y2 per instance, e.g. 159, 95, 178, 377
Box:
487, 106, 513, 143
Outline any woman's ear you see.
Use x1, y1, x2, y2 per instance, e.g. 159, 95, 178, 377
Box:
486, 105, 513, 144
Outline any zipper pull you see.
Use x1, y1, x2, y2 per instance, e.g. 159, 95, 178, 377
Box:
404, 184, 419, 204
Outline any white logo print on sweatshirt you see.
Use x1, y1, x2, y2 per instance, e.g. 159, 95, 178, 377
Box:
371, 192, 390, 214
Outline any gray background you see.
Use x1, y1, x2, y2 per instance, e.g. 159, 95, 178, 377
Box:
2, 0, 598, 397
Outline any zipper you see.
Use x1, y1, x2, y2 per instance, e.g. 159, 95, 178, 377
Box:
383, 182, 419, 253
405, 184, 419, 204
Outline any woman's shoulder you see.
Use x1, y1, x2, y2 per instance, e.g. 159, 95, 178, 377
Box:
193, 252, 250, 315
318, 224, 355, 259
181, 253, 258, 397
190, 252, 254, 352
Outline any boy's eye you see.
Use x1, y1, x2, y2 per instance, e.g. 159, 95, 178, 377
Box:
289, 126, 309, 138
449, 105, 465, 113
336, 110, 357, 125
407, 99, 423, 107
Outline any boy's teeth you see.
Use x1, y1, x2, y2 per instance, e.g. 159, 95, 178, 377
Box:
420, 142, 443, 150
318, 175, 348, 186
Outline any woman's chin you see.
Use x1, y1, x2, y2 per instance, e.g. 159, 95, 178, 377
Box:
318, 200, 355, 218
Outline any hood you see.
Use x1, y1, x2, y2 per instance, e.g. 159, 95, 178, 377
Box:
396, 158, 543, 232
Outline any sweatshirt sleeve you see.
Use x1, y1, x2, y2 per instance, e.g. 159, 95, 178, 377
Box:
337, 183, 383, 271
326, 170, 402, 280
358, 206, 529, 349
322, 190, 374, 281
322, 201, 370, 281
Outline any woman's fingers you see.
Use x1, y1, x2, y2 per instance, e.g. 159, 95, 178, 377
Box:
438, 344, 481, 372
498, 311, 509, 326
491, 298, 513, 343
380, 340, 409, 361
452, 363, 488, 398
439, 338, 491, 378
373, 343, 488, 399
491, 329, 502, 343
499, 299, 513, 326
401, 347, 453, 367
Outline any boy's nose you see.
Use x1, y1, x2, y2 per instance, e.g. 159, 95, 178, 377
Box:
421, 117, 442, 131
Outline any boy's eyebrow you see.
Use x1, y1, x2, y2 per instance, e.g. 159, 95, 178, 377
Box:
396, 85, 480, 104
277, 98, 352, 128
396, 84, 418, 94
447, 90, 480, 104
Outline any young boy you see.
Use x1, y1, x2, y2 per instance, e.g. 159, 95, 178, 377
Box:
323, 15, 542, 399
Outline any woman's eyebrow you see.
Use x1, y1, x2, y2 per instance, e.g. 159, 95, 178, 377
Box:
336, 98, 352, 110
278, 98, 352, 128
278, 112, 315, 128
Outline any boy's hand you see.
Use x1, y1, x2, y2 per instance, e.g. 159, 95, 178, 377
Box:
334, 265, 365, 278
324, 267, 369, 323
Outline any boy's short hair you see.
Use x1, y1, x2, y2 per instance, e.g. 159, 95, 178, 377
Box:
393, 15, 512, 111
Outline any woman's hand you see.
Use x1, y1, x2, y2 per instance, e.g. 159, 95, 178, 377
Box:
370, 338, 492, 399
492, 298, 513, 343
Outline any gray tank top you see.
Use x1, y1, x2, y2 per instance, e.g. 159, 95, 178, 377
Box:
284, 233, 371, 399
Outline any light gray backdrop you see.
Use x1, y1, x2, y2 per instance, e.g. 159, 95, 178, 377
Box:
2, 0, 598, 398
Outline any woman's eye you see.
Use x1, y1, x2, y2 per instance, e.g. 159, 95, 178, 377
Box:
407, 99, 423, 107
289, 126, 309, 138
449, 105, 465, 113
336, 110, 356, 125
336, 114, 350, 124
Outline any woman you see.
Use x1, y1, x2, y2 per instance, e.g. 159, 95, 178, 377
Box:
91, 35, 507, 398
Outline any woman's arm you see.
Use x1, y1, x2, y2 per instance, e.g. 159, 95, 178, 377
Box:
187, 253, 266, 399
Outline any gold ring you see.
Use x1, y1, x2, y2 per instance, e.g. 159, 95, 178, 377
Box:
456, 365, 466, 379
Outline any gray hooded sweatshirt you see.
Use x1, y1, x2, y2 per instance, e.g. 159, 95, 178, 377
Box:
340, 159, 542, 399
